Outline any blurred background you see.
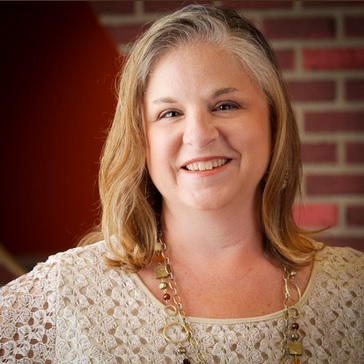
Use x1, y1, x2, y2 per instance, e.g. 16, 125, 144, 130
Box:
1, 0, 363, 285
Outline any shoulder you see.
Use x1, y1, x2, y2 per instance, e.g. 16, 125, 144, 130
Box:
315, 245, 364, 272
50, 240, 108, 269
306, 245, 364, 320
303, 246, 364, 359
0, 241, 110, 295
313, 245, 364, 292
46, 241, 118, 287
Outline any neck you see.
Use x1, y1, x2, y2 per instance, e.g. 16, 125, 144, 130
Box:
160, 200, 266, 270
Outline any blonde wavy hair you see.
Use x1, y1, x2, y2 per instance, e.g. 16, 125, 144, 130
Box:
80, 5, 323, 271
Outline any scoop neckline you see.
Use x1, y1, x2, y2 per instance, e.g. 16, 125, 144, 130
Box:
130, 252, 319, 325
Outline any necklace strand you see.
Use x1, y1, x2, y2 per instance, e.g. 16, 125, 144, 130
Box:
280, 267, 303, 364
153, 238, 302, 363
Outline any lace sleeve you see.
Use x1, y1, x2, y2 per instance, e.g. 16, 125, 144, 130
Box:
0, 258, 58, 363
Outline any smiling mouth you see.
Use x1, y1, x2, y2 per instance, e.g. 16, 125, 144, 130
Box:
184, 158, 229, 171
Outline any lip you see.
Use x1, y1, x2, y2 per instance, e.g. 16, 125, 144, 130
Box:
181, 157, 231, 172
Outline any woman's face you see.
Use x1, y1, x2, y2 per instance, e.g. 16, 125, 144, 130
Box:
143, 44, 271, 212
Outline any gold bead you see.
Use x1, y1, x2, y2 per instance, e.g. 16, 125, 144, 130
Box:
177, 346, 187, 355
289, 270, 297, 278
288, 342, 302, 356
159, 282, 168, 290
290, 332, 300, 341
154, 264, 171, 279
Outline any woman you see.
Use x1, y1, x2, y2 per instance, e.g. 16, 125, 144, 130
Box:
1, 5, 363, 363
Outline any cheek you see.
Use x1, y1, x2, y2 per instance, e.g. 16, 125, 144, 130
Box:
234, 119, 271, 169
250, 111, 271, 155
145, 128, 177, 178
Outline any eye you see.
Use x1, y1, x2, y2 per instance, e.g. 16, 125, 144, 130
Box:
214, 102, 240, 111
159, 110, 181, 119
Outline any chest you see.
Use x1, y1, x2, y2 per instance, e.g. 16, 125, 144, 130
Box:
53, 273, 363, 363
55, 293, 282, 363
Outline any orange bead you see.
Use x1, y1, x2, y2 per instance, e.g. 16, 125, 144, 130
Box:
163, 293, 171, 301
153, 252, 164, 264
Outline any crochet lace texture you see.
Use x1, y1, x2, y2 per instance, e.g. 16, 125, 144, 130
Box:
1, 242, 363, 363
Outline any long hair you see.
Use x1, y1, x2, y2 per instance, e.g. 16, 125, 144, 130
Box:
80, 5, 323, 271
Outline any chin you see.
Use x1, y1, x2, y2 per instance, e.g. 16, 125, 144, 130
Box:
183, 194, 230, 212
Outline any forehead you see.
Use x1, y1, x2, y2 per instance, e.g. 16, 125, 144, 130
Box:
151, 42, 242, 70
143, 43, 263, 102
147, 44, 244, 84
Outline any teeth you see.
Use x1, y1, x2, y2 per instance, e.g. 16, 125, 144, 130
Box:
185, 158, 228, 171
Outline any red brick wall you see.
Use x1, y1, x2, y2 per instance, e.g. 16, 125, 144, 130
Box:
92, 1, 364, 251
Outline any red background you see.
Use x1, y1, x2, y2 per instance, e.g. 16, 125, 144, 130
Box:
1, 2, 120, 260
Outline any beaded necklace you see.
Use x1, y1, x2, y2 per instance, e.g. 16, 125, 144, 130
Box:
153, 238, 303, 364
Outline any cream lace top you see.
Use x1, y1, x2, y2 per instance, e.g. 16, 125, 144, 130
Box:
1, 241, 363, 363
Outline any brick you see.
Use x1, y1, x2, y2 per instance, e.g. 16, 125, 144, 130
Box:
293, 204, 338, 228
304, 48, 364, 71
306, 174, 364, 195
106, 24, 149, 44
321, 236, 364, 251
91, 1, 134, 14
286, 80, 335, 102
222, 1, 292, 9
347, 205, 364, 226
304, 111, 364, 133
345, 79, 364, 101
263, 17, 335, 40
301, 142, 336, 163
302, 1, 364, 8
144, 1, 212, 12
275, 49, 295, 70
345, 16, 364, 37
346, 142, 364, 163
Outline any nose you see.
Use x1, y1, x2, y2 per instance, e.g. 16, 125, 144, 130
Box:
182, 111, 219, 148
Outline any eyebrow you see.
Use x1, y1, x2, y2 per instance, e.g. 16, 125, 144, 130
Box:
151, 87, 239, 105
210, 87, 238, 98
152, 97, 178, 105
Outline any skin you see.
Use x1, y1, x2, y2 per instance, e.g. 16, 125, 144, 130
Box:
143, 44, 271, 216
140, 44, 311, 319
